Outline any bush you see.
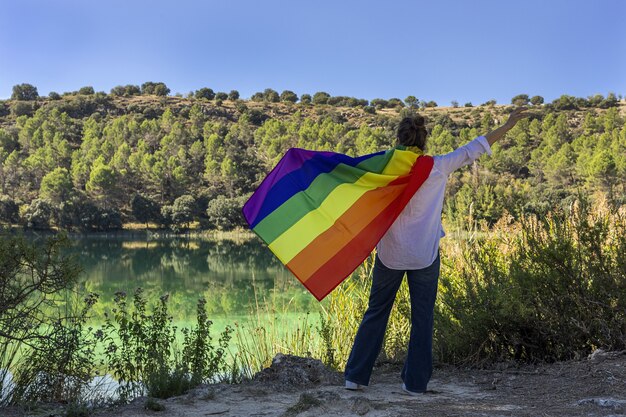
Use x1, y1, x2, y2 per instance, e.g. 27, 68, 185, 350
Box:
99, 289, 232, 400
206, 195, 249, 230
436, 199, 626, 364
22, 199, 53, 230
0, 195, 19, 223
0, 232, 96, 405
10, 101, 35, 117
195, 88, 215, 100
11, 84, 39, 101
78, 86, 95, 95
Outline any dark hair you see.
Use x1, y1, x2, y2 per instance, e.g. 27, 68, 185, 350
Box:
397, 115, 427, 150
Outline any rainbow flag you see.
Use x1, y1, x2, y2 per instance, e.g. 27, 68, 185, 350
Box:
243, 146, 434, 300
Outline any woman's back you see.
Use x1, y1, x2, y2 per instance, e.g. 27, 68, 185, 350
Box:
376, 136, 492, 269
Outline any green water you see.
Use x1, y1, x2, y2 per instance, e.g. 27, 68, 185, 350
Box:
42, 233, 322, 324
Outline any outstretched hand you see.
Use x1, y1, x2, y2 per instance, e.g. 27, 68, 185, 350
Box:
505, 107, 530, 127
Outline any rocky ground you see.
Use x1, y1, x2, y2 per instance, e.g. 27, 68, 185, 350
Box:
4, 350, 626, 417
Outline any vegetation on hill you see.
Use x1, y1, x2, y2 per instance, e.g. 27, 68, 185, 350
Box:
0, 83, 624, 232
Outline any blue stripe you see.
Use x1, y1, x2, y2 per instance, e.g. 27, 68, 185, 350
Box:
249, 150, 384, 228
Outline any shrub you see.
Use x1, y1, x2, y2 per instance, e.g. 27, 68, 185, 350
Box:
436, 199, 626, 364
206, 195, 249, 230
11, 84, 39, 101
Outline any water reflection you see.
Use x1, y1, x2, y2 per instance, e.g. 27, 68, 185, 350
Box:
55, 234, 319, 320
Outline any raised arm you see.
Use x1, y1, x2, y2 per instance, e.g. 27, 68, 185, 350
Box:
485, 107, 529, 146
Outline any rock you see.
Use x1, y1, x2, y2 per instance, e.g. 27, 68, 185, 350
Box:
351, 397, 372, 415
577, 398, 626, 410
252, 354, 342, 391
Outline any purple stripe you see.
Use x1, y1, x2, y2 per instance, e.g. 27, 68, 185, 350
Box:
243, 148, 333, 223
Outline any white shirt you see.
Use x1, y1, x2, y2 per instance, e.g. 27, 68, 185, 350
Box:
376, 136, 492, 270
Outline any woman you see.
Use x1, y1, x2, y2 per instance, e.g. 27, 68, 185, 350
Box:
344, 107, 529, 395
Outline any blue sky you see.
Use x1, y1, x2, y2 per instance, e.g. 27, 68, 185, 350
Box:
1, 0, 625, 105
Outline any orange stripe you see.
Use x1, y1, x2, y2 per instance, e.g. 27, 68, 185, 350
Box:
286, 176, 409, 282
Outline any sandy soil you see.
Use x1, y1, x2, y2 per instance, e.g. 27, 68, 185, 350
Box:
4, 351, 626, 417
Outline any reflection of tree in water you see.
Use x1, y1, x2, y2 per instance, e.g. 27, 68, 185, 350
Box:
51, 235, 315, 320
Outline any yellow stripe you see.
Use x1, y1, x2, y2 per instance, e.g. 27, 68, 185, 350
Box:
269, 150, 418, 264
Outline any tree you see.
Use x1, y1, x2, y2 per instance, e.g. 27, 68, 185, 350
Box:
11, 84, 39, 101
161, 194, 197, 231
110, 85, 141, 96
131, 194, 162, 227
206, 195, 248, 230
0, 195, 18, 223
312, 92, 330, 105
530, 95, 544, 106
195, 88, 215, 100
280, 90, 298, 103
141, 82, 170, 96
48, 92, 61, 100
425, 100, 438, 108
451, 100, 459, 108
511, 94, 530, 106
263, 88, 279, 103
22, 199, 53, 229
388, 98, 404, 108
250, 92, 264, 102
370, 98, 389, 109
215, 92, 228, 101
464, 102, 473, 107
404, 96, 418, 108
228, 90, 240, 100
78, 86, 95, 95
300, 94, 312, 105
39, 167, 73, 204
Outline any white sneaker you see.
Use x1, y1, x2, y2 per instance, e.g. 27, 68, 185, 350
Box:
402, 383, 422, 396
345, 380, 364, 390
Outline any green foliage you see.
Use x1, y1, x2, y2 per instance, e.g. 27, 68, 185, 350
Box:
312, 92, 330, 105
280, 90, 298, 103
263, 88, 279, 103
404, 95, 418, 108
206, 195, 249, 230
98, 289, 233, 400
511, 94, 529, 106
195, 88, 215, 100
0, 232, 95, 405
12, 84, 39, 101
40, 167, 73, 204
436, 199, 626, 363
300, 94, 312, 104
161, 194, 197, 231
22, 199, 53, 230
228, 90, 240, 100
530, 95, 544, 106
11, 101, 35, 117
141, 82, 170, 96
78, 86, 95, 95
110, 85, 141, 96
130, 194, 162, 226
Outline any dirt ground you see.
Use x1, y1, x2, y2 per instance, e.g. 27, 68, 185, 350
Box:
5, 350, 626, 417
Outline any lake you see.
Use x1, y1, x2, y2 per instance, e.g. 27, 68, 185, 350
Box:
36, 232, 322, 326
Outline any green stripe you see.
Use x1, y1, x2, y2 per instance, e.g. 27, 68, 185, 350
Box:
253, 150, 396, 244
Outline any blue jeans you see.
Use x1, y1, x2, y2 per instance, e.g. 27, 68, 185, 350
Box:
344, 253, 440, 392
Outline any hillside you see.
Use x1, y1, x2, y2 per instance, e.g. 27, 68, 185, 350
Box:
0, 91, 624, 232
